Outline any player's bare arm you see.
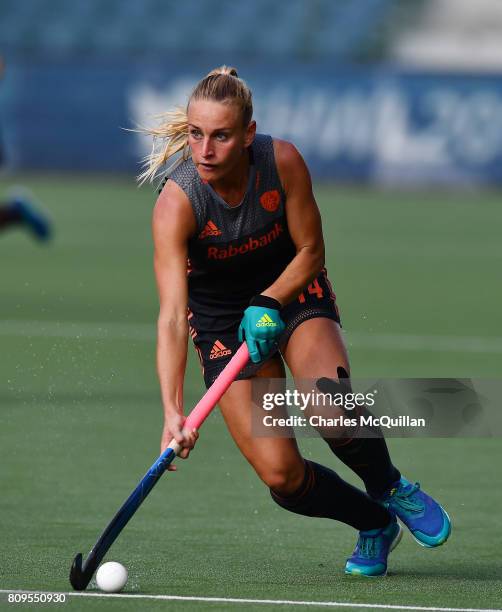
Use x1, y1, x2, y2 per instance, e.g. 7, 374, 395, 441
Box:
153, 179, 199, 457
261, 139, 325, 306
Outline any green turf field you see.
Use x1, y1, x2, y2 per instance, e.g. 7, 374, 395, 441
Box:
1, 176, 501, 611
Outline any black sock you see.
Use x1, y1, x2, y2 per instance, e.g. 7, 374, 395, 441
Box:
316, 372, 400, 499
326, 436, 400, 500
270, 460, 392, 531
0, 203, 22, 228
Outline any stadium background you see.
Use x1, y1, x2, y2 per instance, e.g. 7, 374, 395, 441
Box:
1, 1, 501, 610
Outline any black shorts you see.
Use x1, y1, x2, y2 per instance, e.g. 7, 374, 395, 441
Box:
189, 268, 341, 388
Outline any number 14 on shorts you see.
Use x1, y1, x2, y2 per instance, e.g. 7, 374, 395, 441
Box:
298, 278, 324, 303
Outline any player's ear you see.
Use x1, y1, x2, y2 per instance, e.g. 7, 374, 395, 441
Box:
244, 120, 256, 148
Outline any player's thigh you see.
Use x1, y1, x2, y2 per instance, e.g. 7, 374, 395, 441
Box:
282, 318, 354, 441
282, 317, 350, 379
218, 356, 305, 490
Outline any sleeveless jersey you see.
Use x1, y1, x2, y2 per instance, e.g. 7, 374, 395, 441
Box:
163, 134, 296, 330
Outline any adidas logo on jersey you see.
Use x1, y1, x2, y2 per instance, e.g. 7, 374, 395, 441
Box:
210, 340, 232, 359
256, 313, 277, 327
199, 220, 222, 239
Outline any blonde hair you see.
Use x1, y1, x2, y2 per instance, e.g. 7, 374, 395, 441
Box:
137, 65, 253, 185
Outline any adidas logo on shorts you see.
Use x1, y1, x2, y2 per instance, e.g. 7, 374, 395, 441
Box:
210, 340, 232, 359
256, 313, 277, 327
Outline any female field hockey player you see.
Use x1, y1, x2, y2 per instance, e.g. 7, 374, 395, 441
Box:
141, 66, 451, 576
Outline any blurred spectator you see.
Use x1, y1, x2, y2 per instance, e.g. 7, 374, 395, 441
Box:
0, 56, 51, 241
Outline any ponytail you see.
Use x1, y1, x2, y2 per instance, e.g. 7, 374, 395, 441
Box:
136, 107, 189, 186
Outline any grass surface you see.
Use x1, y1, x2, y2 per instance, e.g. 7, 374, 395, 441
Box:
0, 175, 501, 611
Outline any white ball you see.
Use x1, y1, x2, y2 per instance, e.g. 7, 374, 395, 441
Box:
96, 561, 128, 593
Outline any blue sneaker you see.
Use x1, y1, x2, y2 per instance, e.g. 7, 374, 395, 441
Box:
9, 191, 51, 241
345, 517, 402, 577
382, 477, 451, 548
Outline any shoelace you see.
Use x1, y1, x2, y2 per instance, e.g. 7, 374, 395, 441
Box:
392, 481, 424, 513
357, 534, 379, 559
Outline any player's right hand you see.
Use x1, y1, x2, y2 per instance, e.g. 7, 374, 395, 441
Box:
161, 412, 199, 470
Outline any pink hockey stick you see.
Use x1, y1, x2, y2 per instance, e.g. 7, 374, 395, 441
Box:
184, 342, 249, 431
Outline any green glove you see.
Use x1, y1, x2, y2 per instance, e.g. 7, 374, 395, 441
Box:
238, 295, 285, 364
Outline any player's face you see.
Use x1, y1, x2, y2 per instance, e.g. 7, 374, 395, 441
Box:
187, 99, 255, 182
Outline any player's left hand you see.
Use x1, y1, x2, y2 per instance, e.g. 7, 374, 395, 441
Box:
238, 295, 285, 363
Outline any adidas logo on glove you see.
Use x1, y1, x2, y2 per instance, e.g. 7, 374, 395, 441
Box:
256, 313, 277, 327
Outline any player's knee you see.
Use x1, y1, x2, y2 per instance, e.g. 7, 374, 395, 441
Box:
260, 464, 305, 495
